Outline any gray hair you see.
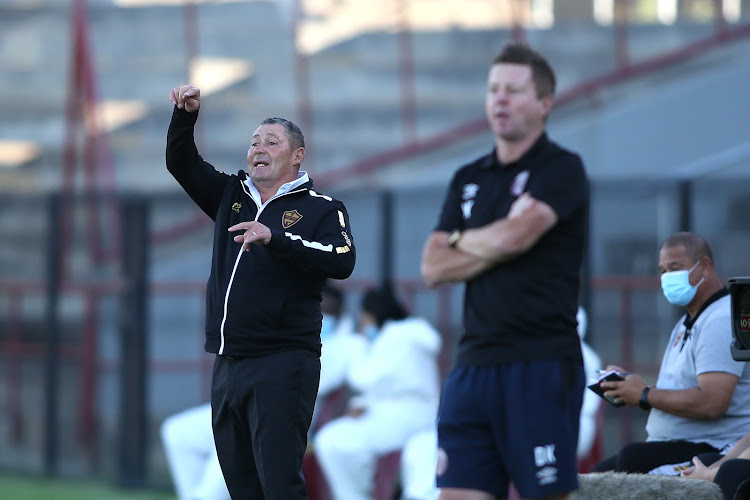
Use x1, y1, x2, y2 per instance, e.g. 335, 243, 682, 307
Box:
259, 117, 305, 150
660, 231, 714, 262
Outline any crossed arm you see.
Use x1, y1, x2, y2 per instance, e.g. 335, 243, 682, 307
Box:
420, 193, 558, 287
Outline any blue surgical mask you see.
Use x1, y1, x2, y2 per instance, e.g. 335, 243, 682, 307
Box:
321, 315, 337, 341
660, 260, 704, 306
363, 324, 378, 341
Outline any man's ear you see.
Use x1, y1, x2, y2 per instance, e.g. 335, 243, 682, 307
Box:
293, 147, 305, 166
540, 94, 554, 118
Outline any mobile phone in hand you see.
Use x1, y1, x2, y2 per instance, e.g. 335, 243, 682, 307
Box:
587, 370, 627, 407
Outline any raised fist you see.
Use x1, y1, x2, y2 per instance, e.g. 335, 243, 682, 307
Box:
170, 84, 201, 112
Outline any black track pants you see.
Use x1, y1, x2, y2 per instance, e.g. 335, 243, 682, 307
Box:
211, 350, 320, 499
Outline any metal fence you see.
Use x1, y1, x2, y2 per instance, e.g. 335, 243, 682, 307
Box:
2, 177, 750, 486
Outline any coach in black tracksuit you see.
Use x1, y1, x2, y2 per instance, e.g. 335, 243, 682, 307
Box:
166, 84, 356, 499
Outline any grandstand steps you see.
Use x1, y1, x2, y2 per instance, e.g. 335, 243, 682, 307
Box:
3, 1, 750, 291
0, 1, 613, 192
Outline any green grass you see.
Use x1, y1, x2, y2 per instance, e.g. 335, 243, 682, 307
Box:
0, 475, 176, 500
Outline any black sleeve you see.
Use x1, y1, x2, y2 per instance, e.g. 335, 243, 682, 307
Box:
527, 152, 588, 222
165, 106, 229, 220
265, 200, 356, 280
434, 170, 464, 232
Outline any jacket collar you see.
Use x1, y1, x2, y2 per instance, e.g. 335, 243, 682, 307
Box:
241, 170, 312, 206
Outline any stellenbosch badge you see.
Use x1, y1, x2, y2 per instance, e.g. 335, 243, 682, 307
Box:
282, 210, 302, 229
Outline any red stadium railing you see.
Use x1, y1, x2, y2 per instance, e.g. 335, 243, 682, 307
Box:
0, 274, 662, 474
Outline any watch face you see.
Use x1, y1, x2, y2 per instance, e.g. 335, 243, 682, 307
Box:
448, 231, 460, 246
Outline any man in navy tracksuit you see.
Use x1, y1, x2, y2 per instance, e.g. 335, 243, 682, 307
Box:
167, 84, 356, 499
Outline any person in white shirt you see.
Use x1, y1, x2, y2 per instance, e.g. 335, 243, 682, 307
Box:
311, 282, 363, 433
314, 284, 442, 500
161, 403, 230, 500
593, 232, 750, 473
576, 306, 603, 460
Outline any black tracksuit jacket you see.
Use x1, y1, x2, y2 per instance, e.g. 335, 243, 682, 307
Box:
166, 107, 356, 358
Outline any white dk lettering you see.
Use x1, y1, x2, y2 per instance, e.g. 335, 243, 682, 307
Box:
534, 444, 556, 467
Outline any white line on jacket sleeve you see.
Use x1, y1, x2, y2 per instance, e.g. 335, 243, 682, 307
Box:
284, 232, 334, 252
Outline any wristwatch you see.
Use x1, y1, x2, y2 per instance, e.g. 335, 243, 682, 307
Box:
639, 386, 652, 411
447, 230, 462, 248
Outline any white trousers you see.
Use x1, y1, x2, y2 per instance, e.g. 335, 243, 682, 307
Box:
400, 429, 440, 500
314, 400, 435, 500
161, 403, 230, 500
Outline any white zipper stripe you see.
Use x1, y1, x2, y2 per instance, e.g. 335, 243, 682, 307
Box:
219, 247, 245, 355
284, 232, 334, 252
218, 183, 310, 354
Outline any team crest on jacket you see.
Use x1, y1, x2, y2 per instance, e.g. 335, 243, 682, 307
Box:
232, 202, 241, 213
282, 210, 303, 228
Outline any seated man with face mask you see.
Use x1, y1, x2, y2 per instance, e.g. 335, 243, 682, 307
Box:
314, 284, 442, 500
591, 232, 750, 474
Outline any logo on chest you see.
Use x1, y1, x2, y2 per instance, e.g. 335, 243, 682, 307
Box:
673, 329, 686, 348
461, 183, 479, 219
510, 170, 530, 196
282, 210, 303, 229
232, 202, 241, 213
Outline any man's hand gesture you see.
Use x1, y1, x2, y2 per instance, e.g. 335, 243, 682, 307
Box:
170, 84, 201, 113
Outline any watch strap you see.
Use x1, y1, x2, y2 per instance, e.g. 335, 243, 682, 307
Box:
639, 386, 652, 411
448, 230, 462, 248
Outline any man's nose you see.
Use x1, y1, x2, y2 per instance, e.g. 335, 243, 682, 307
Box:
493, 89, 509, 102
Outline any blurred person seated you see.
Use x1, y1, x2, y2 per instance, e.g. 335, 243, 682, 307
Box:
311, 281, 363, 434
314, 283, 442, 500
161, 403, 230, 500
399, 307, 602, 500
592, 232, 750, 474
162, 281, 357, 500
576, 306, 603, 462
681, 432, 750, 500
400, 428, 440, 500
